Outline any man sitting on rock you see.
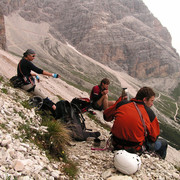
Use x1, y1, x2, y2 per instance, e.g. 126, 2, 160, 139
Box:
90, 78, 115, 111
17, 49, 60, 93
104, 86, 168, 159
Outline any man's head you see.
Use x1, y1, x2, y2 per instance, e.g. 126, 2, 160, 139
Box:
100, 78, 110, 90
135, 87, 155, 107
23, 49, 36, 61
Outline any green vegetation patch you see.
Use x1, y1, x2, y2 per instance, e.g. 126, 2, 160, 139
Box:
62, 78, 90, 93
0, 123, 7, 130
175, 165, 180, 173
154, 94, 176, 119
63, 159, 79, 180
177, 104, 180, 122
171, 82, 180, 100
17, 122, 33, 141
159, 121, 180, 150
15, 99, 78, 179
39, 111, 78, 178
1, 88, 8, 94
21, 100, 32, 109
0, 75, 4, 82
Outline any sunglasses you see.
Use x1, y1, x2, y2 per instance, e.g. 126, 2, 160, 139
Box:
29, 54, 35, 57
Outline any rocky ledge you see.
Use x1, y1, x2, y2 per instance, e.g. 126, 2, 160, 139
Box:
0, 77, 180, 180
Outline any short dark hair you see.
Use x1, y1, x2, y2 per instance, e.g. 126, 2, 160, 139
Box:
100, 78, 110, 86
135, 87, 155, 101
23, 49, 35, 57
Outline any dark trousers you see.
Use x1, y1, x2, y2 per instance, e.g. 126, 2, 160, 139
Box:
145, 138, 168, 159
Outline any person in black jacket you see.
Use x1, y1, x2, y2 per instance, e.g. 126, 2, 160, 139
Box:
17, 49, 60, 92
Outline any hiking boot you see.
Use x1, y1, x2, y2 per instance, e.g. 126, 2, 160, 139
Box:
94, 131, 101, 138
93, 137, 101, 147
86, 131, 101, 138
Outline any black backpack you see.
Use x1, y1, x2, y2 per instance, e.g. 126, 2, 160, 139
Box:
28, 97, 100, 141
71, 97, 91, 113
10, 76, 24, 88
55, 100, 100, 141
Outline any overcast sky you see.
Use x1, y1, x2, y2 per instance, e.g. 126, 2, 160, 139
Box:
142, 0, 180, 55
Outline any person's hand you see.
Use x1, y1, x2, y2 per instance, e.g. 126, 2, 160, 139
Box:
35, 75, 40, 82
52, 73, 60, 78
122, 95, 128, 100
102, 89, 108, 95
104, 89, 108, 94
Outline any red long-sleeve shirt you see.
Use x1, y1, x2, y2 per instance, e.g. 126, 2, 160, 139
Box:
104, 98, 160, 150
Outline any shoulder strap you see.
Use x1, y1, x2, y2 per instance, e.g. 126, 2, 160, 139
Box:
19, 60, 24, 77
19, 60, 35, 85
133, 102, 147, 137
71, 103, 86, 130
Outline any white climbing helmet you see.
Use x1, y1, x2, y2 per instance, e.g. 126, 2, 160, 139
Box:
114, 150, 141, 175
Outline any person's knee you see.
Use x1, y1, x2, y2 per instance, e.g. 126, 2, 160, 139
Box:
157, 138, 168, 149
22, 84, 36, 92
27, 85, 36, 92
155, 138, 168, 159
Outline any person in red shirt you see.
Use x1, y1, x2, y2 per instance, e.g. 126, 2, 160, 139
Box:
104, 87, 167, 159
90, 78, 115, 110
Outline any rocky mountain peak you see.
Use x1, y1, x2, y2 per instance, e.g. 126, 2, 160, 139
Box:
1, 0, 179, 80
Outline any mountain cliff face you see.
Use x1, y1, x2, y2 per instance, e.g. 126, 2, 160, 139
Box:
51, 0, 179, 79
0, 0, 180, 80
0, 8, 6, 50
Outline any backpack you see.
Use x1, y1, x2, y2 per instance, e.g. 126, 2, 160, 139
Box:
71, 97, 91, 113
55, 100, 100, 141
10, 76, 24, 88
28, 96, 100, 141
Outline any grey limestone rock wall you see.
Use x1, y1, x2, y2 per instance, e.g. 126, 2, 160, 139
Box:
0, 0, 180, 79
0, 8, 6, 50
